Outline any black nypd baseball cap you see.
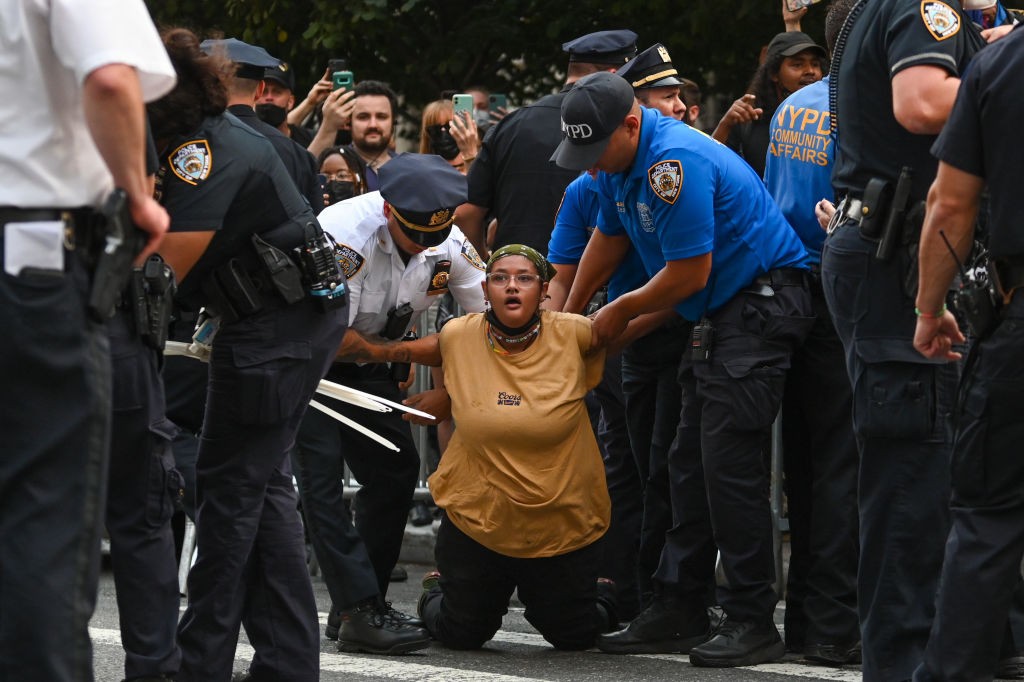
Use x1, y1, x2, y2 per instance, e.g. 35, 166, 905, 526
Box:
551, 72, 636, 171
618, 44, 682, 90
200, 38, 280, 80
562, 29, 638, 65
379, 154, 468, 247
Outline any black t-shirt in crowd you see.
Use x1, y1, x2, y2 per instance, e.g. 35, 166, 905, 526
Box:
726, 116, 771, 179
832, 0, 984, 202
154, 112, 315, 309
932, 24, 1024, 260
466, 90, 580, 254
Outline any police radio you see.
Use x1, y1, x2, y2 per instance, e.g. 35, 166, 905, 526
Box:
296, 225, 347, 312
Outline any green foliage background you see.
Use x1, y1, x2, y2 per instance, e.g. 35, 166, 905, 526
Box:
145, 0, 826, 122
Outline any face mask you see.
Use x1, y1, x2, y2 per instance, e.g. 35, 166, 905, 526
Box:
426, 125, 461, 160
255, 103, 288, 128
326, 179, 356, 205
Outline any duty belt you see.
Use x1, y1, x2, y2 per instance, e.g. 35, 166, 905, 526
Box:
0, 206, 97, 251
753, 268, 808, 289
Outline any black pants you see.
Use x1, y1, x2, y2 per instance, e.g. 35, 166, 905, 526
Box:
620, 319, 687, 605
655, 277, 813, 625
0, 236, 108, 682
914, 294, 1024, 681
292, 363, 420, 611
823, 221, 958, 682
591, 352, 643, 619
421, 515, 605, 650
780, 276, 859, 648
176, 299, 347, 682
106, 308, 182, 679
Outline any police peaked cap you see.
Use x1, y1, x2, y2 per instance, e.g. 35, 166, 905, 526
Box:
562, 29, 638, 65
617, 43, 682, 90
379, 154, 468, 237
200, 38, 281, 80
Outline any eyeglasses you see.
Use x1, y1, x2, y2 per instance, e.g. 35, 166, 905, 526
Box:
486, 273, 541, 286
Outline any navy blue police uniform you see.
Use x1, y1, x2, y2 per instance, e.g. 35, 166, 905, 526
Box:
104, 129, 184, 682
554, 73, 813, 666
156, 111, 348, 682
913, 24, 1024, 682
294, 153, 485, 654
200, 39, 323, 215
466, 30, 636, 253
821, 2, 982, 679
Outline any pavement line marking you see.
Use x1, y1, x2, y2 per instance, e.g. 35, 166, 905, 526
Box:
93, 626, 862, 681
91, 627, 550, 682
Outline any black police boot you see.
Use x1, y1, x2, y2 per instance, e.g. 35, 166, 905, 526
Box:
336, 598, 430, 655
384, 600, 424, 629
596, 597, 711, 654
325, 604, 341, 641
804, 639, 861, 666
689, 617, 785, 667
390, 565, 409, 582
410, 500, 433, 527
998, 653, 1024, 679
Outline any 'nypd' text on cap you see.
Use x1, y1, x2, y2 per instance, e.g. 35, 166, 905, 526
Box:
379, 154, 468, 247
200, 38, 280, 80
562, 29, 638, 65
617, 43, 682, 90
551, 72, 636, 171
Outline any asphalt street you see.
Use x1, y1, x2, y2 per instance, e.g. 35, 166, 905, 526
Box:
91, 558, 862, 682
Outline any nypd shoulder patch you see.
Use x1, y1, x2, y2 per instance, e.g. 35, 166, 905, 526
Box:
921, 1, 961, 41
648, 160, 683, 204
335, 243, 365, 279
169, 139, 212, 185
461, 240, 486, 271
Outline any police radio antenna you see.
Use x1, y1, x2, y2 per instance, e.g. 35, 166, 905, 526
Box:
938, 229, 970, 280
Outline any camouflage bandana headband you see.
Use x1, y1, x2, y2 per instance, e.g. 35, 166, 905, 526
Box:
486, 244, 557, 282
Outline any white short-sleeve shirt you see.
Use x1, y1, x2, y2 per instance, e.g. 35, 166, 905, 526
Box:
0, 0, 176, 208
318, 191, 487, 335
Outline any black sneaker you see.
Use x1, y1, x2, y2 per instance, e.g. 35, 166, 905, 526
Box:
390, 565, 408, 582
596, 598, 711, 654
689, 617, 785, 667
336, 599, 430, 655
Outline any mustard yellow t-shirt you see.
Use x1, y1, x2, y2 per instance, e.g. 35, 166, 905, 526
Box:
428, 310, 610, 558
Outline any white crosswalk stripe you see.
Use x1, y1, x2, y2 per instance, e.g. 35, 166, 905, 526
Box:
92, 623, 863, 681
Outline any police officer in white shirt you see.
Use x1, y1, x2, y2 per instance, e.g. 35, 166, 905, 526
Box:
0, 2, 175, 680
292, 153, 485, 654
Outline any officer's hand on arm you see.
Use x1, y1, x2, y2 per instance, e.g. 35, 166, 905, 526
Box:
712, 94, 763, 144
590, 300, 631, 349
308, 88, 356, 158
82, 63, 169, 262
402, 387, 452, 425
288, 68, 333, 127
913, 310, 964, 361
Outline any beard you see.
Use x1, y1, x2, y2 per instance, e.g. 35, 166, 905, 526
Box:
355, 129, 392, 155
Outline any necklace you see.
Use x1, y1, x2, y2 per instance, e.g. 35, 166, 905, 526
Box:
486, 319, 541, 355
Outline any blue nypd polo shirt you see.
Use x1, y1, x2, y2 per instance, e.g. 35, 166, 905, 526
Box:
594, 107, 808, 321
